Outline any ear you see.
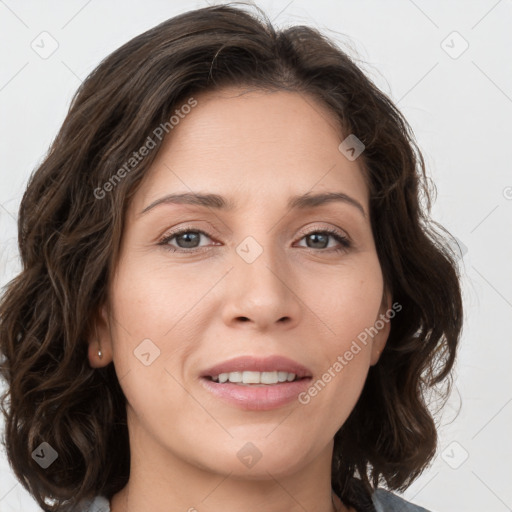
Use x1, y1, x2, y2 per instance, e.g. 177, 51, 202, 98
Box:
87, 302, 113, 368
370, 289, 393, 366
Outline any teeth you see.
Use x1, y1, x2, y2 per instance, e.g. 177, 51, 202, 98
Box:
211, 371, 298, 384
260, 371, 278, 384
226, 371, 242, 382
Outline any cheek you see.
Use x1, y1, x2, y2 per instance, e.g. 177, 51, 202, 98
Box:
110, 258, 211, 341
309, 256, 384, 347
298, 255, 383, 401
106, 261, 201, 436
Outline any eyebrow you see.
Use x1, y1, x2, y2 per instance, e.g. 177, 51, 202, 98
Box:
139, 191, 366, 218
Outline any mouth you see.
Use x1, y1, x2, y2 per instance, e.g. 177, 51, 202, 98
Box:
199, 355, 313, 410
205, 370, 307, 385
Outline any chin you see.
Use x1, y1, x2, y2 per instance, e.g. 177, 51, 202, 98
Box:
191, 437, 314, 479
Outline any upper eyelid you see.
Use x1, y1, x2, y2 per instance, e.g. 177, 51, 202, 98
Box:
160, 224, 349, 245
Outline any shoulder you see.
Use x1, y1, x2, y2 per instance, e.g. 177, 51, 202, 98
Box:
78, 491, 430, 512
372, 488, 431, 512
76, 495, 110, 512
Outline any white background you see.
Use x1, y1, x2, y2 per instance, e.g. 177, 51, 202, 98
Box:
0, 1, 511, 511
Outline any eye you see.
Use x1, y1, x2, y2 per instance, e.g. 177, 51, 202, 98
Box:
158, 228, 215, 252
295, 228, 351, 253
158, 226, 351, 253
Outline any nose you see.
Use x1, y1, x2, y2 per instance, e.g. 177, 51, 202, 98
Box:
221, 241, 302, 332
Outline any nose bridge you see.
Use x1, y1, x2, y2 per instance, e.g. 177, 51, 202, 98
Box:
222, 229, 301, 329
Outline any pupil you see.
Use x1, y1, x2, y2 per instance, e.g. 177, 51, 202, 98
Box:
309, 233, 327, 248
179, 232, 199, 248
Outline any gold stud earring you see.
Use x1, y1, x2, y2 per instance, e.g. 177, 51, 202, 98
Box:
94, 324, 103, 359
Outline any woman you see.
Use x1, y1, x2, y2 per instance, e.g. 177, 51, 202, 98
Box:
0, 3, 463, 511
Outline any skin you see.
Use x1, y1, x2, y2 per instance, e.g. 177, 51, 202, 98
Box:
88, 86, 391, 512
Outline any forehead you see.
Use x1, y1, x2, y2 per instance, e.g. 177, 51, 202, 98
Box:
132, 87, 369, 214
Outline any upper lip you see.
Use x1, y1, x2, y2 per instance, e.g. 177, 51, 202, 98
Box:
200, 355, 312, 379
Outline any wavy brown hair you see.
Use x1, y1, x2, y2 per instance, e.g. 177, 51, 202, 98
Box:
0, 3, 463, 511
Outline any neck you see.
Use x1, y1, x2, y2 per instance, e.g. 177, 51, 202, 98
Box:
111, 481, 347, 512
109, 417, 349, 512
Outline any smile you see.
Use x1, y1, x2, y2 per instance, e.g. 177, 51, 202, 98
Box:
209, 370, 300, 384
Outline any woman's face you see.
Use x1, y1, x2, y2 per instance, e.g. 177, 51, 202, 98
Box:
91, 87, 391, 479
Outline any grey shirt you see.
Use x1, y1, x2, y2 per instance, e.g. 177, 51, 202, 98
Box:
372, 489, 430, 511
81, 490, 431, 511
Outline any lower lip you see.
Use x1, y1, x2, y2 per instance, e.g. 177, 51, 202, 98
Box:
199, 377, 312, 411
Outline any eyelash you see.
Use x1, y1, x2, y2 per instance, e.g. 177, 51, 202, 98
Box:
157, 226, 351, 254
